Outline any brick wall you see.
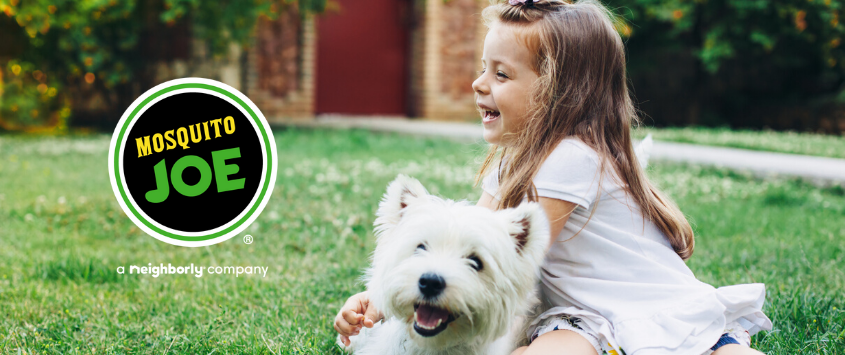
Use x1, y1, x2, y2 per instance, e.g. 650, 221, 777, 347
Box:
416, 0, 485, 121
248, 5, 316, 122
151, 0, 488, 123
247, 0, 487, 122
145, 4, 315, 123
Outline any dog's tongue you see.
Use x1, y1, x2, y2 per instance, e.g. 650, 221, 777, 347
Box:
416, 304, 449, 328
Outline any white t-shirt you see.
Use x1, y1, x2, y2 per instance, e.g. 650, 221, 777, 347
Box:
482, 138, 772, 355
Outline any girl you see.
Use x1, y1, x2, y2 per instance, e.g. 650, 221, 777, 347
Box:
334, 1, 773, 354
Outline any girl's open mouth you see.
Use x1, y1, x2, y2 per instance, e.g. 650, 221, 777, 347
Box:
482, 110, 500, 123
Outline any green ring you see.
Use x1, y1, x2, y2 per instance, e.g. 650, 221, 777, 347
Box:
113, 83, 272, 241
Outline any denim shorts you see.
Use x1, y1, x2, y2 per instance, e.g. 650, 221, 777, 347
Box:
530, 314, 751, 355
701, 322, 752, 355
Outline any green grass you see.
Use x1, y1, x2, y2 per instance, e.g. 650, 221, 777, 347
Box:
634, 126, 845, 159
0, 128, 843, 354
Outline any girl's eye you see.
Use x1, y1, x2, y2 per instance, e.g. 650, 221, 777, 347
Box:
416, 243, 426, 251
496, 71, 509, 79
467, 254, 483, 271
476, 69, 486, 76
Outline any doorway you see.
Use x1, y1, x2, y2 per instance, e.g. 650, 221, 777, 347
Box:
316, 0, 411, 115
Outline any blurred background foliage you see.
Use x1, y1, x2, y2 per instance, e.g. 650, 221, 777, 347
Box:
1, 0, 844, 133
0, 0, 327, 133
609, 0, 845, 131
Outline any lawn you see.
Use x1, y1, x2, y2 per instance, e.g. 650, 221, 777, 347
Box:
634, 126, 845, 159
0, 128, 843, 354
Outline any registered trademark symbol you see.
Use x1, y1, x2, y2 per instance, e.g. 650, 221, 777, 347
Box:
243, 235, 253, 244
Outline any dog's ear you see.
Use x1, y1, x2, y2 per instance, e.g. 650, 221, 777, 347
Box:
502, 202, 550, 255
374, 174, 429, 232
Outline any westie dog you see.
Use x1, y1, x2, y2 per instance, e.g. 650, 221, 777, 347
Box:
340, 175, 550, 355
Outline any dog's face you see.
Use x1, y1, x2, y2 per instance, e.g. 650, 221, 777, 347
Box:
366, 175, 549, 349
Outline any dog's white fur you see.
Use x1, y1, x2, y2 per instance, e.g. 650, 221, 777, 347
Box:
340, 175, 550, 355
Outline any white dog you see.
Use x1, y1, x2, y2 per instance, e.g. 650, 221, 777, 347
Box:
340, 175, 550, 355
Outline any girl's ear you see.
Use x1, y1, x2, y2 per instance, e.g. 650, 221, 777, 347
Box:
374, 174, 430, 232
500, 202, 550, 257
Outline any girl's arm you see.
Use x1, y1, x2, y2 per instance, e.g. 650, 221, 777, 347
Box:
538, 197, 577, 251
477, 191, 498, 210
478, 191, 576, 251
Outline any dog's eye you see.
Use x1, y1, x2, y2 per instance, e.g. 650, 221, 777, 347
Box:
468, 254, 483, 271
416, 244, 427, 251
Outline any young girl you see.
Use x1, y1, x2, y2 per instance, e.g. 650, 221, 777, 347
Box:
334, 1, 773, 354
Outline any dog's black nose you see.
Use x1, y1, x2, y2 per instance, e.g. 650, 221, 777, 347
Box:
418, 273, 446, 298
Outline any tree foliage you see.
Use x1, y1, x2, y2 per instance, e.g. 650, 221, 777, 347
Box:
0, 0, 327, 132
611, 0, 844, 74
608, 0, 845, 129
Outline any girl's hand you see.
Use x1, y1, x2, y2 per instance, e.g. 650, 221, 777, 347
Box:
334, 291, 383, 346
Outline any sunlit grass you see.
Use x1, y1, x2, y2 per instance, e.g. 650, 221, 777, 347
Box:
634, 126, 845, 159
0, 128, 842, 354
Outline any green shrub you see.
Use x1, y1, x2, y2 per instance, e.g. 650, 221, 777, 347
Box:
609, 0, 845, 130
0, 0, 327, 131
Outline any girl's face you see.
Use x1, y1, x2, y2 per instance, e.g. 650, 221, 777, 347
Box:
472, 22, 539, 146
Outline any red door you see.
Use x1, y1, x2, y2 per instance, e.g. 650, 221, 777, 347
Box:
316, 0, 410, 115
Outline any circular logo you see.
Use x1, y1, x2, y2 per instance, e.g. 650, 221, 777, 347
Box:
108, 78, 277, 247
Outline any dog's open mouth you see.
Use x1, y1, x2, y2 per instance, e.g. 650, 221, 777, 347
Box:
413, 303, 457, 337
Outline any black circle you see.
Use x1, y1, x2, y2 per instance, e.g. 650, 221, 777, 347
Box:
122, 92, 264, 233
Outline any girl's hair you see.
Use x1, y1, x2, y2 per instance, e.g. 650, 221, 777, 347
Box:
475, 0, 695, 260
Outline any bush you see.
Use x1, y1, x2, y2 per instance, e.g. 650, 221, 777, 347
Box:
609, 0, 845, 131
0, 0, 327, 132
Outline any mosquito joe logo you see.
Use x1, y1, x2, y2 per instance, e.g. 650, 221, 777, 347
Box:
108, 78, 277, 247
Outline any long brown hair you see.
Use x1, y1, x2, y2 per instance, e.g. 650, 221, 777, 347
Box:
474, 0, 695, 260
